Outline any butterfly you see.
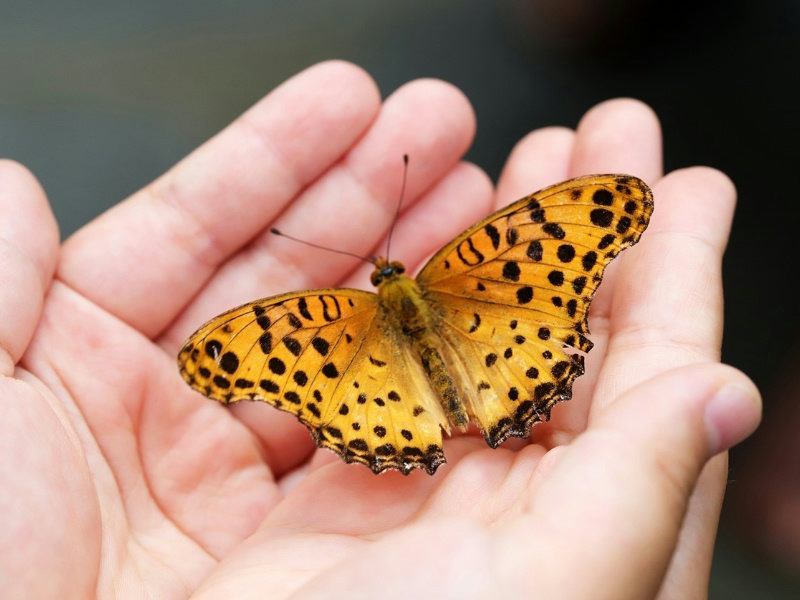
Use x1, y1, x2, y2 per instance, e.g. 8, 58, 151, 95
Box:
178, 174, 653, 475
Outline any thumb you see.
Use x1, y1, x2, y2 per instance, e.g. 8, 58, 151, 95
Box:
507, 362, 762, 600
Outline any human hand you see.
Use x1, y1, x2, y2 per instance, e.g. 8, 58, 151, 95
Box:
1, 61, 761, 599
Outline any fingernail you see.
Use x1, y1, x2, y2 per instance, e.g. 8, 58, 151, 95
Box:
705, 382, 761, 455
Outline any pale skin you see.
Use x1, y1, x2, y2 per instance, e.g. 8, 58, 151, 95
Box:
0, 61, 762, 599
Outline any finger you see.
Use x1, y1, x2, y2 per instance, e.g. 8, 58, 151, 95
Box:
593, 167, 737, 600
567, 97, 662, 321
0, 161, 59, 375
494, 126, 576, 208
569, 98, 663, 185
504, 363, 761, 600
655, 455, 727, 599
162, 78, 476, 350
238, 364, 761, 600
594, 167, 736, 410
568, 98, 663, 341
490, 102, 663, 439
59, 60, 382, 338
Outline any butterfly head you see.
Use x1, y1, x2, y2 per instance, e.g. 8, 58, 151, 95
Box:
370, 257, 406, 287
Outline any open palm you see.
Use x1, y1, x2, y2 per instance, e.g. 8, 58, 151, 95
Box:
2, 61, 760, 599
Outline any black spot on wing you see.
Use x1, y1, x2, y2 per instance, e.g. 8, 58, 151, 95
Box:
506, 227, 518, 246
543, 223, 565, 239
320, 295, 342, 322
566, 299, 578, 318
598, 234, 615, 249
502, 261, 521, 282
321, 363, 339, 378
205, 340, 222, 359
311, 337, 330, 356
516, 286, 533, 304
259, 332, 272, 354
582, 251, 598, 271
283, 337, 302, 356
484, 224, 500, 250
284, 391, 301, 404
557, 245, 575, 263
527, 241, 543, 261
219, 352, 239, 374
469, 313, 481, 333
456, 238, 485, 266
260, 379, 279, 393
254, 308, 271, 330
572, 277, 587, 294
548, 271, 564, 286
349, 439, 368, 451
590, 209, 614, 228
592, 188, 614, 206
297, 298, 313, 320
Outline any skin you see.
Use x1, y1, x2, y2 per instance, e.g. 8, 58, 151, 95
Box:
0, 60, 762, 599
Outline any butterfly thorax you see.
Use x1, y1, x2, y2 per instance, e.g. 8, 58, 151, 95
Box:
372, 258, 429, 337
372, 257, 469, 429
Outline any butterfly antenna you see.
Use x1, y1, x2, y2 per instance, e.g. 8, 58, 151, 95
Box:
270, 228, 376, 265
385, 154, 409, 261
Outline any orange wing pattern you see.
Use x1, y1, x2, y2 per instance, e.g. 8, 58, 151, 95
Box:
178, 290, 449, 474
418, 175, 654, 446
178, 174, 654, 475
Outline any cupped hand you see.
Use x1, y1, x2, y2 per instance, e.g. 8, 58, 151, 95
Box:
1, 61, 761, 599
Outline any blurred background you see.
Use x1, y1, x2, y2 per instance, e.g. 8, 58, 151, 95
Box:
2, 0, 798, 596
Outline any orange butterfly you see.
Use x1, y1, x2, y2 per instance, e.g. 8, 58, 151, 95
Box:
178, 174, 653, 474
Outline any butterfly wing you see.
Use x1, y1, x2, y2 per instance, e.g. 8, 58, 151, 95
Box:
178, 289, 449, 474
416, 174, 654, 446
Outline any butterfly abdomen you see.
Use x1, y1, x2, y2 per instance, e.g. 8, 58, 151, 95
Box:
419, 346, 469, 429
